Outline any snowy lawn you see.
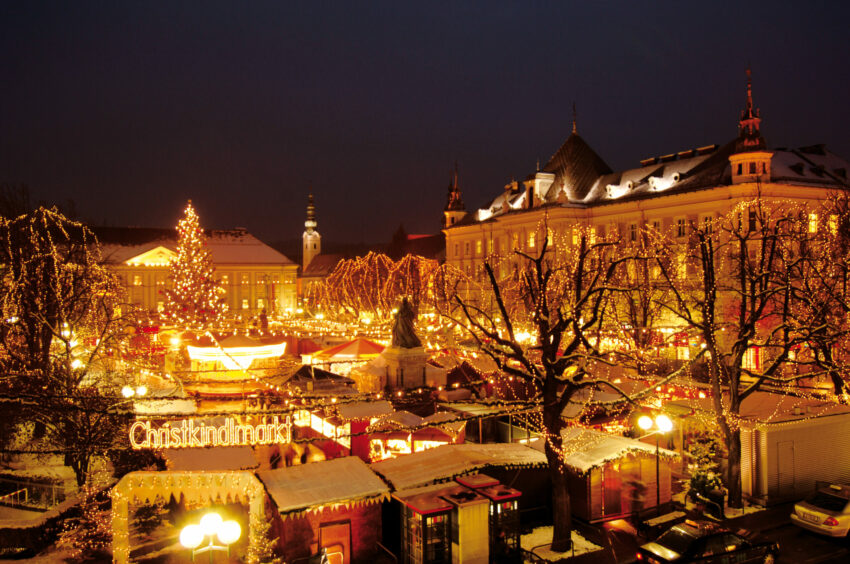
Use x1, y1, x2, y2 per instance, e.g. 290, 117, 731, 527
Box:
521, 526, 603, 561
673, 490, 768, 520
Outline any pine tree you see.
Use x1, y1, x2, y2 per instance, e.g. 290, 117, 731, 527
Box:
56, 482, 112, 561
164, 201, 226, 328
243, 504, 282, 564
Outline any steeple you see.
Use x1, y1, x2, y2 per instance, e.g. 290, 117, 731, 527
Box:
735, 67, 767, 152
443, 162, 467, 228
302, 191, 321, 271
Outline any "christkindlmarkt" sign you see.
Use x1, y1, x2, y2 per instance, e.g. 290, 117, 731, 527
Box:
129, 416, 292, 449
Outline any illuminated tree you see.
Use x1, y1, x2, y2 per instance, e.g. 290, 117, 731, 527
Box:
452, 225, 701, 552
656, 198, 826, 508
0, 207, 132, 485
55, 481, 111, 560
163, 200, 226, 328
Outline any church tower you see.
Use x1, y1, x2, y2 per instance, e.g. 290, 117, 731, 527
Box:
302, 192, 321, 271
730, 68, 772, 184
443, 163, 467, 228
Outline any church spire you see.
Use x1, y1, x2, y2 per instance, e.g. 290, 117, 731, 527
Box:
572, 102, 577, 135
443, 162, 466, 228
302, 191, 321, 271
735, 67, 766, 152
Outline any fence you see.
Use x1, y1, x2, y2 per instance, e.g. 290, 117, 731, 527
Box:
0, 478, 65, 510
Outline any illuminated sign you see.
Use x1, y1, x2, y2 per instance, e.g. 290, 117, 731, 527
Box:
129, 416, 292, 449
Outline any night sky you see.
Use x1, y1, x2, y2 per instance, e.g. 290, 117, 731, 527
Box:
2, 2, 849, 246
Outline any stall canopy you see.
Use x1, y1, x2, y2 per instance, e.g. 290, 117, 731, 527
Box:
257, 456, 389, 518
310, 338, 385, 363
164, 445, 259, 471
532, 427, 678, 474
371, 443, 546, 491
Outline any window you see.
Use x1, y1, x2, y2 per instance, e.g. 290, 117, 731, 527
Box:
512, 233, 519, 250
242, 299, 249, 309
589, 227, 596, 245
487, 238, 494, 254
748, 210, 757, 231
651, 220, 661, 233
272, 275, 280, 284
156, 301, 164, 313
749, 162, 757, 174
676, 218, 687, 238
809, 213, 819, 233
547, 228, 554, 247
494, 237, 501, 254
475, 240, 482, 255
829, 214, 838, 235
454, 243, 459, 258
464, 241, 471, 256
572, 228, 580, 246
702, 215, 713, 234
155, 275, 165, 287
629, 223, 637, 242
528, 232, 535, 249
737, 163, 743, 175
221, 274, 229, 285
257, 298, 266, 310
133, 275, 143, 286
241, 274, 250, 285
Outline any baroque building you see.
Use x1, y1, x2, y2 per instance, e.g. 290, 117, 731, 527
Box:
95, 226, 298, 316
443, 72, 849, 285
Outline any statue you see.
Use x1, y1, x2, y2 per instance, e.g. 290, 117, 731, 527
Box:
391, 297, 422, 349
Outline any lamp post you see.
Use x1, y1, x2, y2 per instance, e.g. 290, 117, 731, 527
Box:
180, 512, 241, 563
638, 413, 674, 516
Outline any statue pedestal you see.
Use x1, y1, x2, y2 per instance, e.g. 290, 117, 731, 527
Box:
382, 346, 429, 389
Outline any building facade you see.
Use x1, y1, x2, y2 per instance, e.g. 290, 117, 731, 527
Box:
443, 74, 849, 288
95, 226, 298, 316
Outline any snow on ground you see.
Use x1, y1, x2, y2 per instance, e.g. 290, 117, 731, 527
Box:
521, 526, 603, 561
0, 505, 43, 520
672, 490, 768, 520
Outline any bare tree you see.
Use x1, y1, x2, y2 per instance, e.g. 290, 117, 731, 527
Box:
451, 226, 700, 551
656, 198, 825, 507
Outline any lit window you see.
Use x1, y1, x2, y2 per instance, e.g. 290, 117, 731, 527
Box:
257, 298, 265, 310
547, 228, 554, 247
242, 299, 249, 309
133, 275, 143, 286
487, 238, 494, 254
809, 213, 819, 234
589, 227, 596, 245
242, 274, 250, 285
677, 218, 687, 238
829, 215, 838, 235
476, 240, 482, 255
221, 275, 229, 285
528, 232, 535, 249
156, 301, 164, 312
512, 233, 519, 249
572, 228, 580, 246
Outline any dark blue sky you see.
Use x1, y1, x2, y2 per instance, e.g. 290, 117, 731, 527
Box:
2, 1, 848, 244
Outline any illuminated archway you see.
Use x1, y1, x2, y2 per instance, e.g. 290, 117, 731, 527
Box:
111, 471, 265, 563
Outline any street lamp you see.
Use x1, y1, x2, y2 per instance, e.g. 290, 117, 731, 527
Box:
180, 512, 241, 562
638, 413, 674, 515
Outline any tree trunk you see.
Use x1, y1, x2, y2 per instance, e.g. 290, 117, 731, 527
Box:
545, 441, 573, 552
726, 427, 743, 508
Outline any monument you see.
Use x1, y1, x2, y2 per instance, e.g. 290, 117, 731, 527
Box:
383, 297, 429, 389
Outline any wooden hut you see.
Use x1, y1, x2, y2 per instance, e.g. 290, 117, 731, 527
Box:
537, 427, 678, 522
256, 457, 389, 564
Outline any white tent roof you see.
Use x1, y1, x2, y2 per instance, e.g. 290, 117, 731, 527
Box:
337, 400, 394, 421
371, 443, 546, 491
530, 427, 677, 473
257, 457, 389, 515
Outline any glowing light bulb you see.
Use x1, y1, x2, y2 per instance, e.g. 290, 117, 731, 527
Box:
199, 512, 223, 536
656, 414, 673, 433
637, 415, 653, 430
180, 524, 204, 549
121, 386, 135, 398
217, 520, 241, 545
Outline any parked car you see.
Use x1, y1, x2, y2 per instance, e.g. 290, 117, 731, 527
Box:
636, 519, 779, 563
790, 483, 850, 537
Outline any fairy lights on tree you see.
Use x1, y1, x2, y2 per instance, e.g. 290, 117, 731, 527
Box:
163, 200, 227, 328
450, 221, 703, 552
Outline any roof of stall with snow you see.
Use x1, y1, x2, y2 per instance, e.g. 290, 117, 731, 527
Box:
337, 400, 394, 421
371, 443, 546, 490
257, 456, 389, 514
530, 427, 677, 473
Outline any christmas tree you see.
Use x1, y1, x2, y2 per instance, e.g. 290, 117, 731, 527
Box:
163, 201, 227, 328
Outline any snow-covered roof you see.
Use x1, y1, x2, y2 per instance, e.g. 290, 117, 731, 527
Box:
165, 446, 258, 471
666, 390, 850, 425
257, 457, 389, 515
530, 427, 677, 474
371, 443, 546, 491
337, 400, 394, 421
96, 227, 295, 266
